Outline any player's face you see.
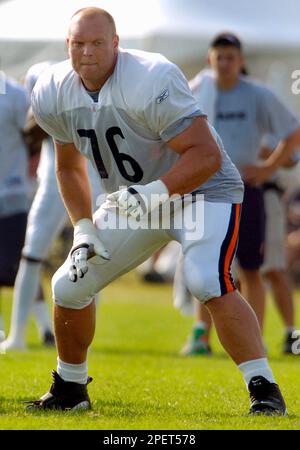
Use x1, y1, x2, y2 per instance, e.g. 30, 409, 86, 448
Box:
208, 46, 244, 83
67, 15, 119, 90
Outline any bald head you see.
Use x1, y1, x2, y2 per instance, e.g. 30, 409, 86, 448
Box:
69, 7, 116, 37
67, 7, 119, 91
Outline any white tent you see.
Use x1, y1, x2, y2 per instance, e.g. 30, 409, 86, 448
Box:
0, 0, 299, 111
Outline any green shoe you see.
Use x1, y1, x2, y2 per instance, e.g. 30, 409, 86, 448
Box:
180, 327, 212, 356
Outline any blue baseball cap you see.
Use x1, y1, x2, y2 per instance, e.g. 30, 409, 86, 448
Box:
210, 32, 242, 50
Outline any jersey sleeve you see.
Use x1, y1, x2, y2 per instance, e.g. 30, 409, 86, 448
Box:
256, 85, 300, 140
142, 65, 205, 141
31, 75, 73, 144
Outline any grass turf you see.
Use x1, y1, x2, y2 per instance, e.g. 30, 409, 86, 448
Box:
0, 271, 300, 430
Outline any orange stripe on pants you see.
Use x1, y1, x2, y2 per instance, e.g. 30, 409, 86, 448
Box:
223, 204, 241, 292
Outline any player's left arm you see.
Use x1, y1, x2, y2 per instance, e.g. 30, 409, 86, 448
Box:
107, 64, 221, 218
107, 116, 221, 218
160, 116, 221, 195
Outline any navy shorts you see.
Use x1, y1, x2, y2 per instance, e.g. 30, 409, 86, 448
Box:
0, 212, 27, 287
236, 184, 265, 270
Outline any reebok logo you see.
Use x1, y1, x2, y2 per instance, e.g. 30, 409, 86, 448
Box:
156, 89, 169, 104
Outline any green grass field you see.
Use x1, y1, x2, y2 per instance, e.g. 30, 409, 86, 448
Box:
0, 271, 300, 430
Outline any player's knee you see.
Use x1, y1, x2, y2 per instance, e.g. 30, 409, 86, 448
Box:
52, 267, 94, 310
183, 253, 219, 303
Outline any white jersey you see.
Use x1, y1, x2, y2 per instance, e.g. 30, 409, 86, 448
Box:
32, 49, 243, 204
0, 78, 30, 217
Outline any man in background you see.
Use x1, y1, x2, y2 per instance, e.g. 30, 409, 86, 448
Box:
179, 33, 300, 356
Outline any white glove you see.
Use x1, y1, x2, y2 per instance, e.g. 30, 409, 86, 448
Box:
69, 218, 110, 282
107, 180, 169, 218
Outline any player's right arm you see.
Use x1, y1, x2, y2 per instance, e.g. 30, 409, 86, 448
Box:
55, 141, 93, 225
31, 63, 109, 281
55, 142, 110, 281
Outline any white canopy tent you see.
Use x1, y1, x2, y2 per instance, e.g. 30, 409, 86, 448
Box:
0, 0, 299, 110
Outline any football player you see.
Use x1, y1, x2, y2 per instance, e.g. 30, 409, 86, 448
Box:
26, 8, 288, 415
1, 62, 102, 351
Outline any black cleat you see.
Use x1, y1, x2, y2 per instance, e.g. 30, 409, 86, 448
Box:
43, 330, 55, 347
25, 370, 92, 411
248, 376, 287, 416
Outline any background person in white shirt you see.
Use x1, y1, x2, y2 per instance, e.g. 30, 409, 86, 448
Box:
1, 62, 102, 351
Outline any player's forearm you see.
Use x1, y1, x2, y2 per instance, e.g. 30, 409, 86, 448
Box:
56, 167, 93, 225
160, 143, 221, 196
